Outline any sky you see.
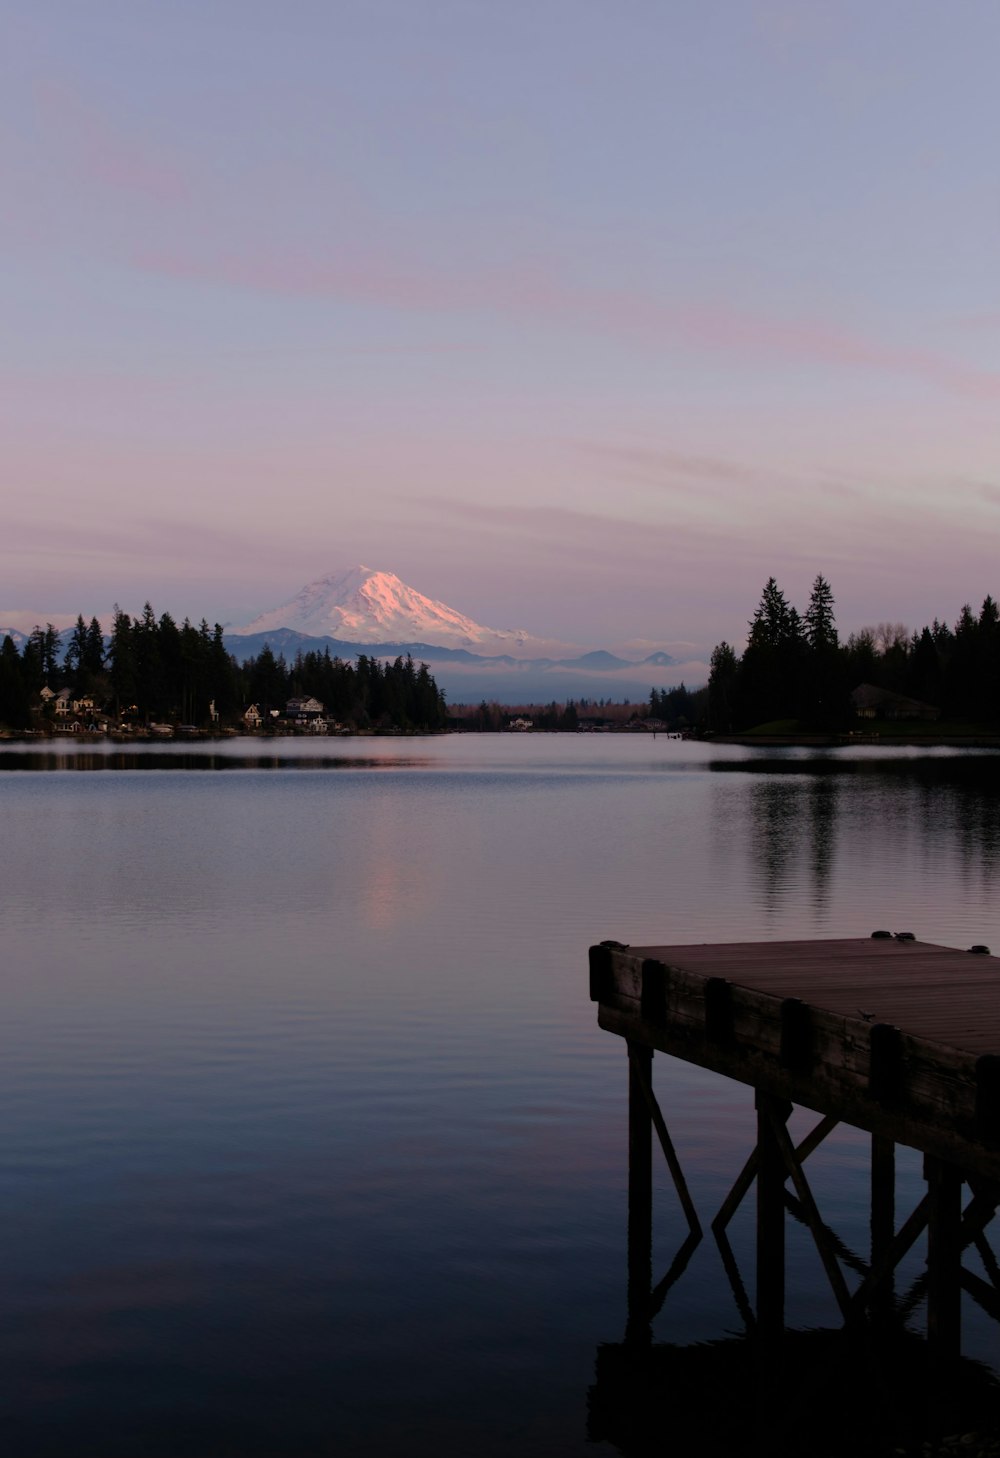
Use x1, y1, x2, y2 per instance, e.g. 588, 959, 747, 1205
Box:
2, 0, 999, 654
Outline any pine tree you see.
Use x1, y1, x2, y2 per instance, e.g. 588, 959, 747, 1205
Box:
66, 615, 89, 685
108, 606, 137, 718
739, 579, 804, 725
747, 577, 795, 651
84, 618, 105, 676
708, 641, 738, 731
804, 575, 838, 652
0, 635, 31, 728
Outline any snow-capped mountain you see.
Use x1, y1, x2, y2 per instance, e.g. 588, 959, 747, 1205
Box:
241, 566, 555, 656
1, 567, 706, 701
0, 611, 81, 639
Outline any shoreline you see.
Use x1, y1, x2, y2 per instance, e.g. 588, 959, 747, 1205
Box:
713, 732, 1000, 749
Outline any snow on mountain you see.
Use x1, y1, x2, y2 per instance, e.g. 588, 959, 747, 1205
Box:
241, 566, 560, 656
0, 610, 81, 636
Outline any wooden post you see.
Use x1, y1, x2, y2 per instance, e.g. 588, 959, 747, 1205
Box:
925, 1155, 962, 1357
756, 1091, 788, 1337
627, 1041, 653, 1345
870, 1134, 896, 1318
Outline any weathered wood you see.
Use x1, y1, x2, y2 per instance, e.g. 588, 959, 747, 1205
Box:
598, 938, 1000, 1358
629, 1041, 702, 1238
711, 1114, 839, 1235
870, 1023, 903, 1105
593, 938, 1000, 1181
704, 976, 735, 1048
780, 997, 814, 1073
764, 1099, 852, 1318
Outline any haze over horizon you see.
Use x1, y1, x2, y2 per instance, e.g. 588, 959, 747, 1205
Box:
3, 3, 999, 648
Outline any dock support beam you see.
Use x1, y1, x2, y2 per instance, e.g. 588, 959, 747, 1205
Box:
756, 1091, 788, 1336
871, 1134, 896, 1318
926, 1155, 963, 1357
627, 1041, 652, 1344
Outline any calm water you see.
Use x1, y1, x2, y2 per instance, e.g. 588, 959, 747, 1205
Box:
3, 735, 1000, 1455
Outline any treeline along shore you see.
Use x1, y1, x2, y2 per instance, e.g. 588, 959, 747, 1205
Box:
706, 575, 1000, 739
0, 605, 448, 735
449, 576, 1000, 742
5, 577, 1000, 742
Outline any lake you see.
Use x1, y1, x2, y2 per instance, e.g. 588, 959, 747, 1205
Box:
3, 735, 1000, 1455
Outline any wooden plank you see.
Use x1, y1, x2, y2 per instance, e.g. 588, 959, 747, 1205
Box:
765, 1099, 852, 1318
629, 1043, 702, 1238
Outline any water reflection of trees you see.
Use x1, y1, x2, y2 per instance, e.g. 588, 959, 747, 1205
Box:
749, 779, 805, 916
745, 775, 841, 919
0, 751, 430, 772
716, 757, 1000, 916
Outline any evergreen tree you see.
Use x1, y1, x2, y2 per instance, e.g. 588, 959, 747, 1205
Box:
747, 577, 796, 650
209, 625, 238, 719
248, 643, 286, 716
21, 628, 44, 693
708, 642, 739, 732
803, 575, 838, 652
906, 626, 944, 707
560, 700, 579, 731
0, 635, 31, 728
108, 606, 137, 718
801, 575, 848, 727
66, 615, 89, 686
84, 618, 105, 676
737, 578, 803, 725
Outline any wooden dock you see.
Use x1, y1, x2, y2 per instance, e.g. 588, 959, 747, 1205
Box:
590, 935, 1000, 1357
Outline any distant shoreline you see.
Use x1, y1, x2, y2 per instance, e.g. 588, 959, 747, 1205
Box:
713, 733, 1000, 749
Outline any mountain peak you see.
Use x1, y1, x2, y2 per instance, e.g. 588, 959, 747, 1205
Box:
242, 565, 540, 653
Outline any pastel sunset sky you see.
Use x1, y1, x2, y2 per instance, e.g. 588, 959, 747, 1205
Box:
3, 1, 999, 653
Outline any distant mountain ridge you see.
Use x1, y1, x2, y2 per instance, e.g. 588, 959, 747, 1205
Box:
223, 625, 675, 673
222, 626, 691, 706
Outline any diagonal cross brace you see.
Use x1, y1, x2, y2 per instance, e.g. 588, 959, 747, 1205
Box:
763, 1098, 853, 1319
629, 1047, 703, 1240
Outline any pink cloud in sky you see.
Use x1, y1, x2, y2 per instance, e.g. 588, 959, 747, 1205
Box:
34, 77, 191, 206
134, 242, 1000, 405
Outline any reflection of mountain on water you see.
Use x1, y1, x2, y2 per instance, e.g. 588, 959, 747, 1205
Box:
588, 1329, 1000, 1457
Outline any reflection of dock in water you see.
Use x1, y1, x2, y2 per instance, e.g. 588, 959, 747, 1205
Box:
587, 1329, 1000, 1457
589, 937, 1000, 1452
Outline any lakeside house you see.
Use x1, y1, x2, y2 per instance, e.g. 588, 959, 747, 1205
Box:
851, 683, 941, 722
285, 696, 325, 723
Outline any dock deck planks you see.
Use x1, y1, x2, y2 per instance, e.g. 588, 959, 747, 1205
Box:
605, 938, 1000, 1050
